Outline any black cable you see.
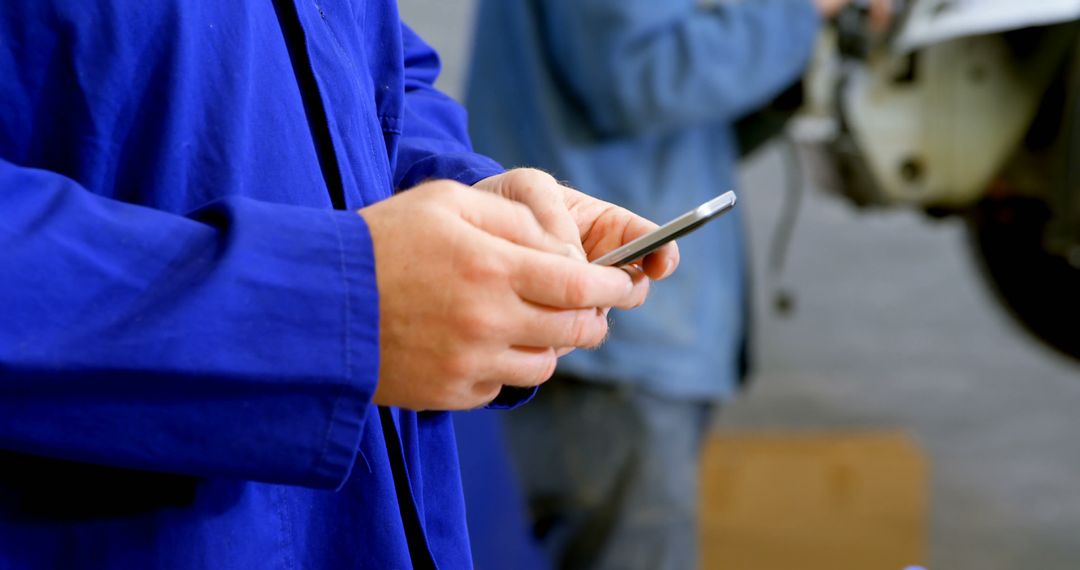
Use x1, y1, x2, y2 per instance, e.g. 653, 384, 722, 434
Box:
767, 135, 805, 317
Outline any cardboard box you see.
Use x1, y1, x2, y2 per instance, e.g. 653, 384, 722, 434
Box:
700, 431, 927, 570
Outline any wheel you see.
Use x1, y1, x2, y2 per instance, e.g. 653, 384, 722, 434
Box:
968, 197, 1080, 362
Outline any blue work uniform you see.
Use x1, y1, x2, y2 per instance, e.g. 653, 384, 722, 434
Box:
465, 1, 822, 567
0, 1, 505, 568
469, 0, 821, 400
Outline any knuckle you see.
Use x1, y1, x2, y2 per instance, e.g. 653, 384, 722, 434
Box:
511, 204, 545, 239
454, 304, 499, 340
472, 382, 503, 409
440, 351, 477, 382
513, 178, 541, 199
520, 168, 555, 186
417, 199, 447, 222
419, 179, 457, 197
436, 386, 470, 412
460, 252, 507, 283
562, 272, 592, 307
511, 201, 538, 224
535, 351, 558, 384
521, 173, 561, 205
570, 310, 603, 347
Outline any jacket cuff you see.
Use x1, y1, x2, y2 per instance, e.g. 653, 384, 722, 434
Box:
486, 386, 539, 410
396, 151, 505, 190
310, 210, 382, 489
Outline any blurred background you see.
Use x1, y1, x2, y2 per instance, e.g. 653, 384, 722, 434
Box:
400, 0, 1080, 568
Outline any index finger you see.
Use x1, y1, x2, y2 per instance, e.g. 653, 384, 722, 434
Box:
602, 213, 681, 281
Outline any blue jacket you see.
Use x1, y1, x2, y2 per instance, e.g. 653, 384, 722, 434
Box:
0, 1, 505, 568
468, 0, 820, 400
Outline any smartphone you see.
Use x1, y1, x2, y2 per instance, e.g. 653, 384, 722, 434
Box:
592, 191, 737, 267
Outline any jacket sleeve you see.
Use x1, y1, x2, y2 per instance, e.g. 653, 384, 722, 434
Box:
0, 159, 379, 490
540, 0, 821, 137
393, 23, 505, 190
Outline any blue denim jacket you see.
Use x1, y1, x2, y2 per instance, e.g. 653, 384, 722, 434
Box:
468, 0, 821, 400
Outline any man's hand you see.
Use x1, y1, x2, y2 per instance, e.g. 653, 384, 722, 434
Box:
473, 169, 680, 295
358, 180, 646, 411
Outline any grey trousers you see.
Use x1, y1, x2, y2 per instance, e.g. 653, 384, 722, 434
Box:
504, 375, 714, 570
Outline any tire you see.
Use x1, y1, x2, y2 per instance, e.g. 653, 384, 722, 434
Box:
968, 197, 1080, 362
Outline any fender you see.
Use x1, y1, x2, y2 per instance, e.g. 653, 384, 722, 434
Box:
897, 0, 1080, 53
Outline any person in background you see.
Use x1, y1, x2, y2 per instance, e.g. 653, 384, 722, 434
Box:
466, 0, 885, 568
0, 1, 679, 568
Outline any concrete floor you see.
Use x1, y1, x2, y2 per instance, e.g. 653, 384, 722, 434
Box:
399, 1, 1080, 566
730, 147, 1080, 569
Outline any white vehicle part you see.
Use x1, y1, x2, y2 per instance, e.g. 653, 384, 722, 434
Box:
844, 33, 1066, 207
897, 0, 1080, 53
